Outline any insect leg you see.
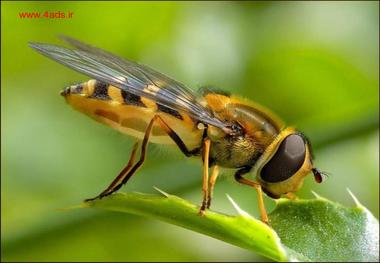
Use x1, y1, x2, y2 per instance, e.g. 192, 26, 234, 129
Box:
153, 116, 201, 157
206, 165, 220, 209
85, 141, 139, 202
199, 139, 211, 215
86, 115, 204, 201
234, 167, 269, 224
85, 116, 158, 201
285, 192, 298, 200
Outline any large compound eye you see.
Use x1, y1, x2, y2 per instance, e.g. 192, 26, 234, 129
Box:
261, 134, 306, 183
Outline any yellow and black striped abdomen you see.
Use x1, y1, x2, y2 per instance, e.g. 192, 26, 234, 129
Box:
61, 79, 203, 150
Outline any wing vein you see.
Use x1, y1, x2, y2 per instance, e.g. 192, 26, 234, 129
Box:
29, 38, 230, 131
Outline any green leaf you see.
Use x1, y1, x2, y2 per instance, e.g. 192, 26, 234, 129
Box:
270, 193, 379, 262
80, 191, 379, 262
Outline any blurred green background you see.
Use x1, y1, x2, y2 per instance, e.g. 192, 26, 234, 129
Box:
1, 1, 378, 262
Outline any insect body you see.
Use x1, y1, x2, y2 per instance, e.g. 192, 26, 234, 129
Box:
62, 79, 203, 151
29, 36, 324, 223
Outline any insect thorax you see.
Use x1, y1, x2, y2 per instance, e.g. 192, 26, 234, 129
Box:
209, 135, 262, 168
207, 102, 281, 168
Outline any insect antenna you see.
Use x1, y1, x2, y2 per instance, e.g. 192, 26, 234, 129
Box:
312, 168, 330, 183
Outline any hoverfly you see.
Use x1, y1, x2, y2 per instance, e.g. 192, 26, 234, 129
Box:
29, 36, 325, 223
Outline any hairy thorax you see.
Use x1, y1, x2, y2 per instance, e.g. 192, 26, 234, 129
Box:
209, 134, 263, 168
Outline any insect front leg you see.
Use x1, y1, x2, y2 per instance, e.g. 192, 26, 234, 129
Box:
285, 192, 299, 200
234, 167, 269, 224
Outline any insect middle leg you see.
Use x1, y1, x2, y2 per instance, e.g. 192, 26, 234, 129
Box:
199, 139, 211, 215
234, 166, 269, 224
206, 165, 220, 209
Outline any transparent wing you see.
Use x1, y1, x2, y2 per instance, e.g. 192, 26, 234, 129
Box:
29, 37, 230, 131
59, 35, 195, 103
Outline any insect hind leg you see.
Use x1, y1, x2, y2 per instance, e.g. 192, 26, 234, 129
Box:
85, 116, 157, 201
84, 141, 139, 202
85, 115, 202, 201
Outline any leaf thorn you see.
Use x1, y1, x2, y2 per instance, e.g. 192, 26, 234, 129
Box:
226, 194, 251, 217
56, 203, 89, 211
346, 188, 363, 208
311, 190, 325, 200
153, 186, 170, 197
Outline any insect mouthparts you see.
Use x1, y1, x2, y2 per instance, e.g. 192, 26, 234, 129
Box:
60, 88, 70, 97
